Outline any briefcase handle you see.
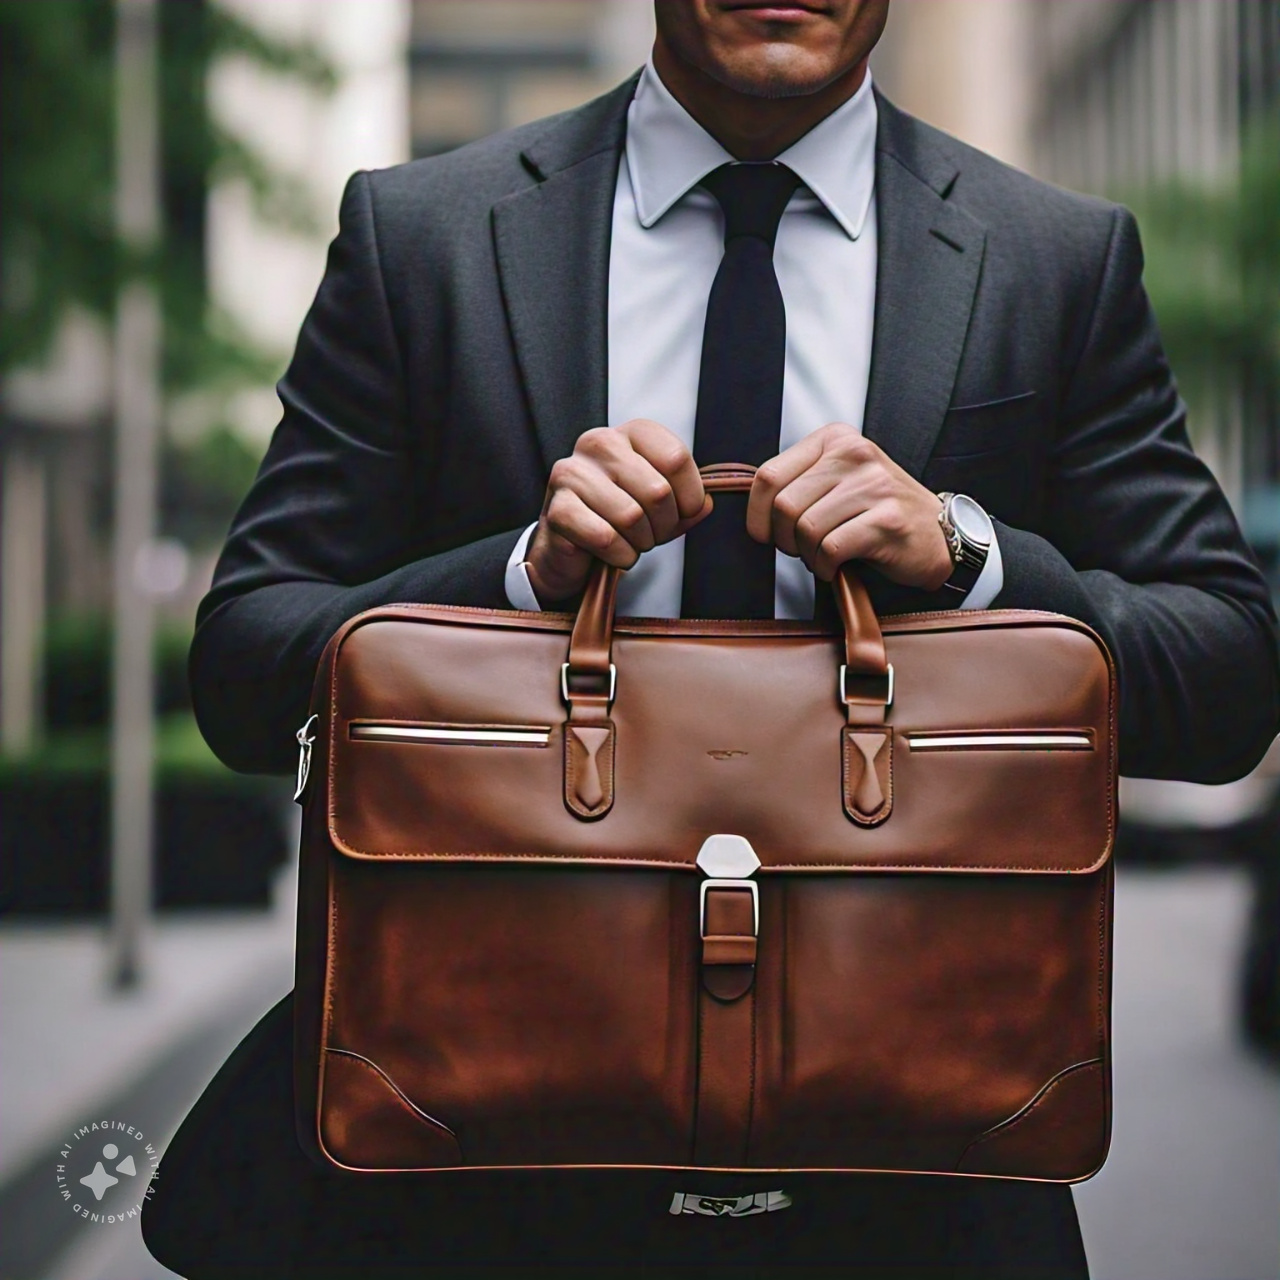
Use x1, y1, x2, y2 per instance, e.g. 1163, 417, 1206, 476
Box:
564, 463, 891, 720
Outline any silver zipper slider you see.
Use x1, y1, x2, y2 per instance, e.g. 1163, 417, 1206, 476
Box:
294, 714, 319, 803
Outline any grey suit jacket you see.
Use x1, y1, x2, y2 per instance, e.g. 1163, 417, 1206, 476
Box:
191, 77, 1280, 782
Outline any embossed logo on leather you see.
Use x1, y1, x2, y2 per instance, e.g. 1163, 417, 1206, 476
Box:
668, 1190, 792, 1217
707, 749, 749, 760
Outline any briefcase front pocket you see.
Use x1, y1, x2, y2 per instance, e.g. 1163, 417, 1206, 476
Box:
750, 871, 1110, 1179
317, 859, 700, 1170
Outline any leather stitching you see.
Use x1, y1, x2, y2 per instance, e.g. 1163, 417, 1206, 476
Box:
323, 1048, 462, 1153
1096, 867, 1110, 1052
841, 727, 893, 826
326, 846, 1111, 874
563, 722, 614, 819
954, 1058, 1104, 1170
347, 719, 552, 735
361, 602, 1101, 634
747, 974, 758, 1160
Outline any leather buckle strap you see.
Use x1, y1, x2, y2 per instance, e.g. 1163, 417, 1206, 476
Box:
693, 834, 760, 1165
700, 881, 759, 969
694, 880, 758, 1166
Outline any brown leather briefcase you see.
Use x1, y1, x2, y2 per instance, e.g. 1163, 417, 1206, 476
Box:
293, 464, 1115, 1182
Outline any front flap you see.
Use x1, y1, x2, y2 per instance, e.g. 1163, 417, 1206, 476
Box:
320, 607, 1115, 875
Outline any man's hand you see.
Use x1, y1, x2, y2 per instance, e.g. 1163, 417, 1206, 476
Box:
526, 419, 712, 603
746, 423, 953, 588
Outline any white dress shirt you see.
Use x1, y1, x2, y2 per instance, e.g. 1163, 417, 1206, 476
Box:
506, 62, 1001, 618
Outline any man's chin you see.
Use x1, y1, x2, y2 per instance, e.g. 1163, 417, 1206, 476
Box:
700, 46, 854, 100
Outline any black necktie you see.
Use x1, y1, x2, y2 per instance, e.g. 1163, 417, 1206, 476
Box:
681, 162, 801, 620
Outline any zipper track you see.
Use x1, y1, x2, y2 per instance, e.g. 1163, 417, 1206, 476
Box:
906, 731, 1093, 751
350, 724, 551, 747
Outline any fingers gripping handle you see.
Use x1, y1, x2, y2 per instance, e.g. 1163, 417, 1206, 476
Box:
565, 462, 889, 691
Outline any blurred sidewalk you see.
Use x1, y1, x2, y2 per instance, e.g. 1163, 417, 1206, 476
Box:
1074, 865, 1280, 1280
1, 865, 1276, 1280
0, 869, 295, 1280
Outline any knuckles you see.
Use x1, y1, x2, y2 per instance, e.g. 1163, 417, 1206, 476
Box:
819, 421, 869, 446
639, 479, 675, 510
773, 491, 808, 525
649, 445, 691, 477
876, 499, 910, 539
814, 529, 854, 579
753, 459, 786, 493
549, 456, 587, 491
617, 501, 651, 535
574, 427, 616, 461
794, 510, 825, 548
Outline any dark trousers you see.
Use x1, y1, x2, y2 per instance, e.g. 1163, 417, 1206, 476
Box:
142, 996, 1090, 1279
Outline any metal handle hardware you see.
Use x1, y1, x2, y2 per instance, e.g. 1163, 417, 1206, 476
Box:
696, 834, 762, 936
840, 662, 894, 709
294, 713, 319, 803
561, 661, 616, 708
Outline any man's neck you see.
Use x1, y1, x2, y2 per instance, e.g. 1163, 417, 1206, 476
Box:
651, 35, 869, 162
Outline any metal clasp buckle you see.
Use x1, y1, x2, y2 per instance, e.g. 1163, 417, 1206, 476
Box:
560, 662, 617, 707
699, 879, 759, 938
839, 662, 894, 709
695, 834, 761, 937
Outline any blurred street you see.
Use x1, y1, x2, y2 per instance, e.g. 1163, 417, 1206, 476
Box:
1, 863, 1276, 1280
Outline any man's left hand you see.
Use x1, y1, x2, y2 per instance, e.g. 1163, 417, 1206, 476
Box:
746, 423, 954, 589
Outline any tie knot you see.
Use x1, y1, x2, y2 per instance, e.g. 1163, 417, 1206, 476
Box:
701, 163, 801, 249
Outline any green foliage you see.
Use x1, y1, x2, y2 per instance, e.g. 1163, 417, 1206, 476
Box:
0, 0, 335, 388
0, 714, 226, 780
43, 612, 195, 729
0, 1, 116, 373
1128, 124, 1280, 401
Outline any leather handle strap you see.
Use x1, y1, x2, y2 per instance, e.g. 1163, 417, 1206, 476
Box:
565, 462, 889, 689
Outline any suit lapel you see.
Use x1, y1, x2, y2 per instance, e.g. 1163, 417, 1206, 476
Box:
492, 79, 635, 474
864, 97, 986, 480
491, 84, 983, 481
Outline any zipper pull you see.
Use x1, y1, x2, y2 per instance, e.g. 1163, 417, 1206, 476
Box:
294, 714, 319, 803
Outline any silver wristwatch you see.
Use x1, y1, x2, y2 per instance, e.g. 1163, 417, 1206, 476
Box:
937, 492, 993, 594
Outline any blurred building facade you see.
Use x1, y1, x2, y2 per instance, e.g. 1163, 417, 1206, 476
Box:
209, 0, 412, 442
1031, 0, 1280, 525
407, 0, 650, 157
0, 0, 412, 754
877, 0, 1280, 548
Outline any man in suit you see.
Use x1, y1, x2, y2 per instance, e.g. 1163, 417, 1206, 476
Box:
144, 1, 1280, 1276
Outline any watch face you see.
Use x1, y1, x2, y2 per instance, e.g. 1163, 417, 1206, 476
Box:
951, 494, 992, 547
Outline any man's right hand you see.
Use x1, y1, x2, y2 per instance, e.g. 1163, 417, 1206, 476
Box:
525, 419, 711, 603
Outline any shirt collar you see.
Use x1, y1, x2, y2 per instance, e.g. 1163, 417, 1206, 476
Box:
624, 59, 878, 240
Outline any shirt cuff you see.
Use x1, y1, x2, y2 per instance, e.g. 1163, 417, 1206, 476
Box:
957, 525, 1003, 611
504, 523, 543, 611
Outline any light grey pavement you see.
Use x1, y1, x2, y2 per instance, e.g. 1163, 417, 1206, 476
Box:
2, 865, 1276, 1280
1074, 866, 1280, 1280
0, 868, 296, 1280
